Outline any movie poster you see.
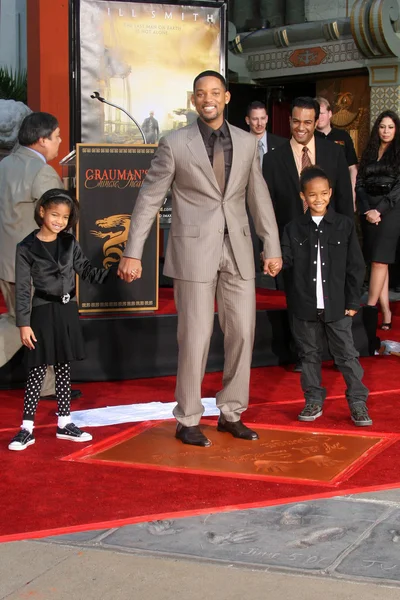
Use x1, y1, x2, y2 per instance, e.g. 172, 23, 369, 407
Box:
78, 0, 226, 143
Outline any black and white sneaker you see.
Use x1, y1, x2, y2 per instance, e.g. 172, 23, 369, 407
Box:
56, 423, 92, 442
8, 429, 35, 451
351, 406, 373, 427
298, 403, 323, 422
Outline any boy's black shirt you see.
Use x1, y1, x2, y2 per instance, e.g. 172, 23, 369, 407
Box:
281, 205, 365, 322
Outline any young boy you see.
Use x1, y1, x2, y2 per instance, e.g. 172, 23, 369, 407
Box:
281, 165, 371, 426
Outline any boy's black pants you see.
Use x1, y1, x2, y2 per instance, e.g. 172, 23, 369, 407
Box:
292, 312, 369, 407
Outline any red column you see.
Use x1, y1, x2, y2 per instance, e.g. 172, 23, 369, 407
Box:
27, 0, 70, 175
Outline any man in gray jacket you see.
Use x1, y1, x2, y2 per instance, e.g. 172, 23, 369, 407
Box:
0, 112, 65, 396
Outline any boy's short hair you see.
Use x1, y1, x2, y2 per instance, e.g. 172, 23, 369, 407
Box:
300, 165, 331, 193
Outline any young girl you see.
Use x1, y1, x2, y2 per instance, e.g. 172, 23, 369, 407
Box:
9, 189, 110, 451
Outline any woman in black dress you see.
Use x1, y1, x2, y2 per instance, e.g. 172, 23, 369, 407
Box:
356, 110, 400, 329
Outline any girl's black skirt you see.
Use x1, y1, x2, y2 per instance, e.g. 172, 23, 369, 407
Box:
27, 300, 86, 368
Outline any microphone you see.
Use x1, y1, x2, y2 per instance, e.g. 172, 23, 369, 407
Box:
90, 91, 147, 144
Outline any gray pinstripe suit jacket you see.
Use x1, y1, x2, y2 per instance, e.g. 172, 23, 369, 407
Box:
125, 120, 281, 282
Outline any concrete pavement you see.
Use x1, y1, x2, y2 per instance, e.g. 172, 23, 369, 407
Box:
1, 488, 400, 599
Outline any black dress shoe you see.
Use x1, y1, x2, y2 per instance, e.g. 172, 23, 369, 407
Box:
217, 417, 259, 440
175, 424, 211, 447
40, 389, 82, 401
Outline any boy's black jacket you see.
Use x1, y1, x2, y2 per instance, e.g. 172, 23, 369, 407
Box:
15, 230, 109, 327
281, 205, 365, 322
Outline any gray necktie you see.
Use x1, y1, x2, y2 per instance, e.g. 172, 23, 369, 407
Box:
258, 139, 264, 166
213, 130, 225, 193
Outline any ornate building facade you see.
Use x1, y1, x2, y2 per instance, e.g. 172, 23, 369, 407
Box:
227, 0, 400, 153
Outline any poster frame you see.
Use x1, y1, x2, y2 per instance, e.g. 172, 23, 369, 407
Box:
75, 142, 159, 314
69, 0, 229, 149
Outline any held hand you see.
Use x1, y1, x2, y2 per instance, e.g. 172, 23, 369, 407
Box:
117, 257, 142, 283
20, 326, 37, 350
345, 309, 357, 317
263, 257, 283, 277
365, 209, 381, 224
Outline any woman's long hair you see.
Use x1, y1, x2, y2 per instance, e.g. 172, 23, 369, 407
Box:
358, 110, 400, 176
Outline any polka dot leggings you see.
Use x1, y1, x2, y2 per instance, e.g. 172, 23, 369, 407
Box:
23, 363, 71, 420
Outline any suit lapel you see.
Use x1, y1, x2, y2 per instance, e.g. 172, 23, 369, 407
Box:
314, 136, 329, 172
31, 232, 72, 269
57, 233, 73, 269
266, 133, 274, 152
225, 122, 241, 197
186, 122, 220, 194
282, 142, 300, 193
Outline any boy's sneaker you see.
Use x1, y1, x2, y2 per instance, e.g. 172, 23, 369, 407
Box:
298, 403, 323, 422
56, 423, 93, 442
8, 429, 35, 451
351, 406, 373, 427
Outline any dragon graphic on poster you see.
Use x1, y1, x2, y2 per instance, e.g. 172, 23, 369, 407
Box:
90, 214, 131, 268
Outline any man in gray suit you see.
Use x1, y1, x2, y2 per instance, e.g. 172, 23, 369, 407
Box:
118, 71, 282, 447
0, 112, 63, 396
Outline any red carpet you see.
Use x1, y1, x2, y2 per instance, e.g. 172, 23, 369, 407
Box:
1, 354, 400, 543
1, 290, 400, 542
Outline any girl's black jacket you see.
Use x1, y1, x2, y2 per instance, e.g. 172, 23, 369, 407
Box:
15, 230, 109, 327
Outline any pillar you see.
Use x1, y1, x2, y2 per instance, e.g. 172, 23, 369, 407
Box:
260, 0, 285, 28
232, 0, 258, 32
285, 0, 305, 25
27, 0, 69, 174
367, 60, 400, 127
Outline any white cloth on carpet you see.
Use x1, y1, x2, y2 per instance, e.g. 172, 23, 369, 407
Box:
70, 398, 219, 427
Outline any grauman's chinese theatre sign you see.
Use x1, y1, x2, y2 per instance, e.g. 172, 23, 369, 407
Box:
76, 144, 158, 314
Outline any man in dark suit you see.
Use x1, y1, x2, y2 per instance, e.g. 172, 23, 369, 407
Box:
141, 111, 159, 144
245, 101, 286, 166
263, 97, 354, 233
245, 101, 286, 276
262, 96, 354, 370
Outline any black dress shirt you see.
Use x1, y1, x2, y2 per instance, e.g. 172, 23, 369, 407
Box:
281, 205, 365, 322
197, 118, 232, 186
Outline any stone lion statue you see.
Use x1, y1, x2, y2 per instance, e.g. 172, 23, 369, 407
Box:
0, 99, 31, 149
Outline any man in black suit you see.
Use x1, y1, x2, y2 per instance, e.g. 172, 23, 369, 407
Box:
263, 97, 354, 233
245, 101, 286, 277
262, 96, 354, 370
245, 101, 286, 166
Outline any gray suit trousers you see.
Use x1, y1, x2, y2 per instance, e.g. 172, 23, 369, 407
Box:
173, 235, 256, 426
